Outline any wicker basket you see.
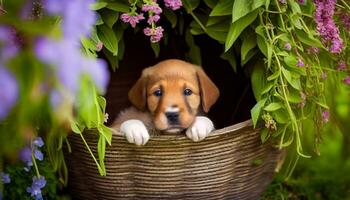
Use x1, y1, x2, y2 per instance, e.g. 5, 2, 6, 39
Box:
65, 120, 280, 200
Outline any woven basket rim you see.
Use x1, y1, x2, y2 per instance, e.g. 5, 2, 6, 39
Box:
94, 119, 254, 141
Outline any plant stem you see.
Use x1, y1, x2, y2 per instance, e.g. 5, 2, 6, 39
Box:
79, 133, 105, 175
340, 0, 350, 11
274, 0, 286, 30
32, 153, 41, 178
190, 12, 207, 33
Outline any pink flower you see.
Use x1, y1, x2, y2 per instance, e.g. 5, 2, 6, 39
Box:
297, 58, 304, 67
96, 41, 103, 52
142, 4, 162, 14
340, 13, 350, 31
343, 76, 350, 85
337, 60, 347, 71
322, 110, 329, 123
298, 0, 306, 5
164, 0, 183, 10
284, 43, 291, 51
120, 13, 145, 28
314, 0, 344, 54
143, 26, 164, 43
147, 14, 160, 25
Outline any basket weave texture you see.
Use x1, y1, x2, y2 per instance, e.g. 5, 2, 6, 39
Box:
65, 120, 280, 200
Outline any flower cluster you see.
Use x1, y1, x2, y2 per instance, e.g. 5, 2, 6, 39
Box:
0, 172, 11, 184
36, 0, 109, 107
121, 0, 182, 43
340, 12, 350, 31
19, 137, 44, 172
26, 176, 46, 200
314, 0, 344, 53
0, 26, 19, 121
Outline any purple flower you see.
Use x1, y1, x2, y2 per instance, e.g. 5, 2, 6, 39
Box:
45, 0, 96, 41
49, 89, 63, 108
321, 72, 327, 80
147, 14, 160, 25
82, 58, 109, 94
33, 137, 44, 148
19, 147, 33, 171
142, 4, 162, 14
314, 0, 344, 53
164, 0, 183, 10
337, 60, 347, 71
343, 75, 350, 85
284, 43, 291, 51
34, 149, 43, 161
340, 13, 350, 31
27, 176, 46, 200
0, 26, 19, 61
35, 38, 109, 96
0, 172, 11, 184
120, 13, 145, 28
0, 67, 19, 121
307, 47, 320, 54
143, 26, 164, 43
278, 0, 287, 4
297, 58, 304, 67
298, 0, 306, 5
322, 110, 329, 123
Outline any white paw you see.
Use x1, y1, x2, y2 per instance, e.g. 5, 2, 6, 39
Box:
120, 120, 150, 146
186, 116, 214, 142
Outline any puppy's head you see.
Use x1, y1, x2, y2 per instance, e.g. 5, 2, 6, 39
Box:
128, 59, 219, 133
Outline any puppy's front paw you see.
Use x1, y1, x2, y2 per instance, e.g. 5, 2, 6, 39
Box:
120, 120, 150, 146
186, 116, 214, 142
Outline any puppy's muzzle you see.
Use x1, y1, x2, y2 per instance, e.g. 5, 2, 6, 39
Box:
165, 111, 179, 125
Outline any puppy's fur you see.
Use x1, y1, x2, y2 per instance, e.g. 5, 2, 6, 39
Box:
112, 59, 219, 145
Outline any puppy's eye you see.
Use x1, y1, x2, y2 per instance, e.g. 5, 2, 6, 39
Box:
153, 89, 162, 97
184, 88, 192, 96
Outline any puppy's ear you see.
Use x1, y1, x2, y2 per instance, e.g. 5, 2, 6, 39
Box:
196, 68, 220, 113
128, 71, 147, 110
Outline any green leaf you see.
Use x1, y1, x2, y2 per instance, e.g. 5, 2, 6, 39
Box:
100, 8, 119, 28
151, 42, 160, 58
256, 35, 268, 57
260, 128, 270, 143
241, 49, 257, 65
103, 48, 118, 71
220, 49, 237, 72
261, 82, 274, 95
97, 25, 118, 56
295, 29, 323, 48
225, 9, 258, 51
288, 0, 301, 14
282, 67, 301, 90
97, 135, 106, 175
98, 125, 112, 145
264, 102, 283, 111
267, 71, 280, 81
106, 2, 130, 12
251, 60, 267, 101
272, 109, 289, 124
284, 55, 298, 68
206, 29, 227, 42
182, 0, 200, 13
232, 0, 266, 23
203, 0, 217, 8
71, 121, 83, 134
241, 32, 257, 61
90, 2, 108, 10
163, 9, 177, 28
251, 97, 267, 128
206, 16, 230, 26
287, 88, 302, 103
210, 0, 233, 16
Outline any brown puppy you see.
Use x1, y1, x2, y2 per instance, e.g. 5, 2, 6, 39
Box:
112, 59, 219, 145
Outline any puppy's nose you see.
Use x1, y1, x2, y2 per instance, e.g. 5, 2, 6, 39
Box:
165, 112, 179, 124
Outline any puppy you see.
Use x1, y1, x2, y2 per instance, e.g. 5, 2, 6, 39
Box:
111, 59, 219, 145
